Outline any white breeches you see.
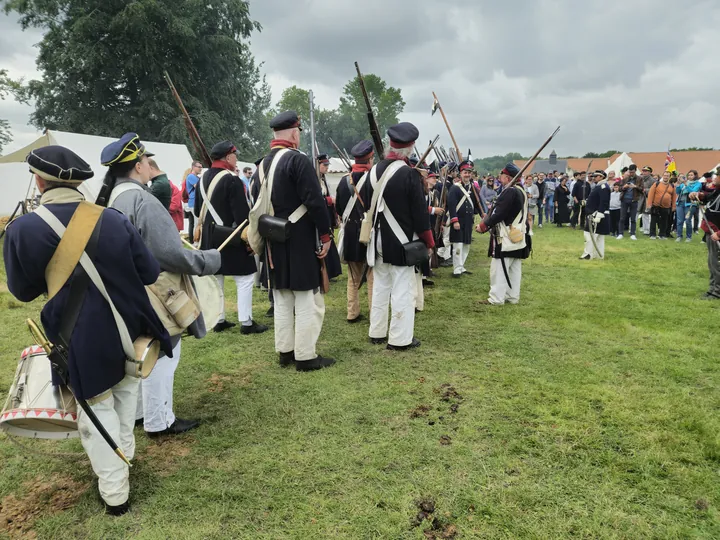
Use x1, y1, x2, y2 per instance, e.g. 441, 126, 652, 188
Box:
452, 242, 471, 275
438, 224, 452, 259
369, 258, 416, 347
273, 289, 325, 361
415, 271, 424, 312
136, 339, 181, 432
582, 232, 605, 259
216, 274, 255, 323
79, 375, 139, 506
488, 257, 522, 305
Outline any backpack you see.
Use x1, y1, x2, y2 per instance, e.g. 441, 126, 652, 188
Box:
247, 149, 292, 254
181, 179, 189, 203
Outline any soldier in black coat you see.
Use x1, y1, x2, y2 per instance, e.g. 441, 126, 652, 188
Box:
571, 174, 592, 229
476, 163, 531, 305
446, 160, 478, 277
194, 141, 267, 335
335, 140, 375, 322
367, 122, 435, 350
3, 146, 172, 515
256, 111, 335, 371
580, 171, 611, 260
317, 154, 342, 279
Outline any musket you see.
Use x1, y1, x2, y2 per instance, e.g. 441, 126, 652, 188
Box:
309, 90, 330, 293
26, 319, 131, 466
329, 137, 352, 172
508, 126, 562, 188
413, 135, 439, 169
355, 62, 385, 157
164, 71, 212, 168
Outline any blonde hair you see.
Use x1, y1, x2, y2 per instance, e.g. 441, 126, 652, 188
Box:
181, 168, 192, 184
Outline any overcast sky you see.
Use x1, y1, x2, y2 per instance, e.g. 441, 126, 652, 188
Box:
1, 0, 718, 157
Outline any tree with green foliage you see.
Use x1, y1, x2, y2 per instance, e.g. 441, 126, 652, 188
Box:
473, 153, 525, 175
2, 0, 272, 162
0, 69, 23, 153
670, 147, 715, 152
583, 150, 620, 159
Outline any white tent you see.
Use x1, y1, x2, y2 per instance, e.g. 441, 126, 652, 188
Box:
605, 152, 634, 177
0, 130, 195, 214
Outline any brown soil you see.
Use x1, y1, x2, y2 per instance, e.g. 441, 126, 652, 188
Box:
439, 435, 452, 446
139, 438, 194, 477
436, 384, 463, 403
695, 498, 710, 511
207, 373, 235, 393
424, 521, 458, 539
0, 475, 89, 539
410, 405, 431, 419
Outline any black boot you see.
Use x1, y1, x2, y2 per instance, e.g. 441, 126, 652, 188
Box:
279, 351, 296, 367
266, 306, 274, 317
240, 320, 269, 335
213, 320, 236, 333
147, 417, 200, 438
387, 337, 421, 351
296, 356, 336, 372
369, 337, 387, 345
105, 501, 130, 516
134, 418, 144, 428
347, 314, 365, 324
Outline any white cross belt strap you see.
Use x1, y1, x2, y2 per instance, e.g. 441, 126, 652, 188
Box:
108, 181, 144, 208
374, 163, 419, 245
341, 172, 368, 225
199, 170, 230, 227
34, 206, 136, 360
455, 185, 474, 213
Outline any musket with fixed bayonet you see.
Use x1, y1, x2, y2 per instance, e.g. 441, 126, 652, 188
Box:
355, 62, 385, 158
163, 71, 211, 168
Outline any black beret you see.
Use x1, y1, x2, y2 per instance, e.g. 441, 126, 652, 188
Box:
593, 170, 608, 179
210, 140, 237, 161
101, 132, 154, 167
501, 163, 520, 177
27, 145, 94, 184
270, 110, 302, 131
350, 140, 373, 158
620, 166, 629, 173
387, 122, 419, 148
317, 153, 330, 164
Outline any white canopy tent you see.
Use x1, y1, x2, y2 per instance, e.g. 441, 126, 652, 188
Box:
0, 130, 195, 214
605, 152, 634, 177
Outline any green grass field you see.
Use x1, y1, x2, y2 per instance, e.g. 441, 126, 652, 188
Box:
1, 226, 719, 539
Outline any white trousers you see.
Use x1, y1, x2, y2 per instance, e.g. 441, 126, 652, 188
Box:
136, 339, 181, 432
78, 375, 139, 507
452, 242, 471, 275
438, 224, 452, 259
582, 232, 605, 259
488, 257, 522, 305
369, 258, 416, 347
415, 272, 424, 312
216, 274, 255, 323
273, 289, 325, 361
642, 212, 651, 234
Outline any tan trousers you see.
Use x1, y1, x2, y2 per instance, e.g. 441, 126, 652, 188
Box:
346, 261, 373, 320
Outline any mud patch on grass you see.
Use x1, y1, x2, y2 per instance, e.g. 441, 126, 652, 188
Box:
439, 435, 452, 446
410, 404, 431, 419
0, 475, 89, 538
139, 438, 194, 477
207, 373, 235, 393
410, 497, 458, 538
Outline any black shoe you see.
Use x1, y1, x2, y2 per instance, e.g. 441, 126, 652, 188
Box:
347, 314, 365, 324
279, 351, 296, 367
428, 270, 436, 278
452, 273, 461, 278
240, 320, 269, 335
579, 254, 591, 260
387, 337, 421, 351
134, 418, 144, 428
439, 260, 453, 267
147, 417, 200, 438
296, 355, 336, 372
369, 337, 387, 345
701, 292, 720, 301
265, 306, 274, 317
423, 279, 435, 288
462, 270, 473, 275
213, 320, 236, 333
105, 501, 130, 516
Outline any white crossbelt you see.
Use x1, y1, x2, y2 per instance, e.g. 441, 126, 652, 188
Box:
455, 184, 474, 213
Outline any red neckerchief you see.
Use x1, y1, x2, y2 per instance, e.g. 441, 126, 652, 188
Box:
351, 163, 372, 173
384, 151, 410, 164
270, 139, 297, 150
211, 160, 236, 172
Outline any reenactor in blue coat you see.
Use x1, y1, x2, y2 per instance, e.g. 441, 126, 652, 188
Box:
581, 170, 611, 260
3, 146, 172, 515
446, 160, 477, 277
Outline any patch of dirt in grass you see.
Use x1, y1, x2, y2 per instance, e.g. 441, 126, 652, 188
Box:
410, 404, 431, 419
0, 475, 89, 539
140, 438, 194, 477
695, 498, 710, 511
436, 384, 463, 403
207, 373, 235, 393
439, 435, 452, 446
424, 521, 458, 539
410, 498, 458, 538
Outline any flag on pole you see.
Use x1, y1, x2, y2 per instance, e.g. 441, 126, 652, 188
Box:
431, 96, 440, 116
665, 150, 676, 173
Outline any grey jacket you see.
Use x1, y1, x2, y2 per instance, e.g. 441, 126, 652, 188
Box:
110, 177, 222, 341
